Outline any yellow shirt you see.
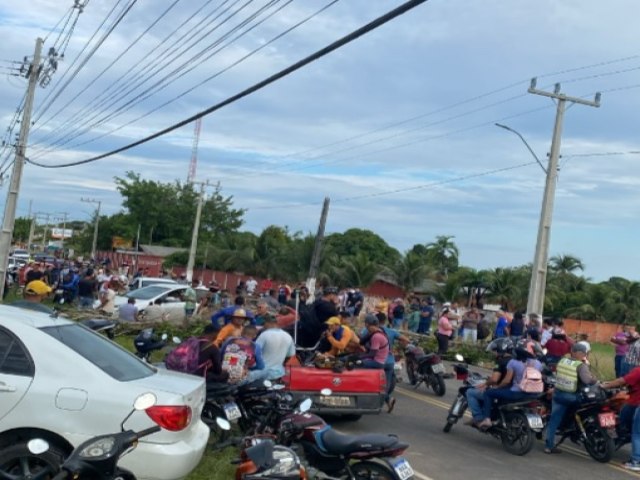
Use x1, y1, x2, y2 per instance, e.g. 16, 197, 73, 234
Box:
327, 325, 356, 356
214, 324, 242, 348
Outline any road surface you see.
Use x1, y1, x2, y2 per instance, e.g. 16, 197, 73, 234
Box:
335, 368, 635, 480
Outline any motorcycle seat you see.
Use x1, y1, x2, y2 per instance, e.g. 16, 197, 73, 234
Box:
317, 427, 406, 455
81, 318, 116, 330
497, 395, 545, 410
206, 382, 238, 398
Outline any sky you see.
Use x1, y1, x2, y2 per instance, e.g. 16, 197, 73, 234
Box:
1, 0, 640, 281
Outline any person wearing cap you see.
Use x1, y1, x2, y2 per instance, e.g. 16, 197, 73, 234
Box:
211, 295, 255, 327
360, 314, 394, 411
321, 316, 358, 357
214, 308, 248, 348
545, 342, 597, 454
256, 315, 296, 380
10, 280, 55, 314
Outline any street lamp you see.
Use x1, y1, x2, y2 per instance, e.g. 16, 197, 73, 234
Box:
495, 123, 546, 173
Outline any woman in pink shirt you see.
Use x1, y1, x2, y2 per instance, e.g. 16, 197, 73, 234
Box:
437, 307, 453, 354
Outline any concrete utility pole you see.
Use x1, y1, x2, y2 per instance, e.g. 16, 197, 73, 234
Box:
306, 197, 330, 302
0, 38, 43, 296
186, 180, 211, 282
526, 78, 600, 318
27, 214, 36, 251
56, 212, 68, 252
81, 198, 101, 260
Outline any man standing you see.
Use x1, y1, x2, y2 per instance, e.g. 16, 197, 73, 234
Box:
494, 309, 510, 339
183, 279, 198, 323
418, 297, 435, 335
612, 325, 632, 378
461, 307, 479, 343
78, 271, 96, 309
256, 315, 295, 380
245, 276, 258, 296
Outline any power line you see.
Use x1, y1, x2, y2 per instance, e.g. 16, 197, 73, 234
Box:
27, 0, 428, 169
37, 0, 340, 155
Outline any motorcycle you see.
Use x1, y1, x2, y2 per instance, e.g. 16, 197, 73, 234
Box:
234, 436, 306, 479
443, 355, 544, 456
24, 393, 162, 480
548, 384, 620, 463
133, 328, 180, 362
404, 344, 446, 396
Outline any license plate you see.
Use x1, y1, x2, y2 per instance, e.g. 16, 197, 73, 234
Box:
318, 396, 351, 407
526, 413, 544, 430
391, 458, 414, 480
599, 412, 617, 428
223, 402, 242, 421
431, 362, 445, 374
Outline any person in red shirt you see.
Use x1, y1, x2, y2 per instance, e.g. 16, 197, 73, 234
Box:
603, 367, 640, 471
261, 277, 273, 294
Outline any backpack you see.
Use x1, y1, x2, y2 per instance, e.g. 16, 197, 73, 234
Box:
221, 337, 256, 382
518, 361, 543, 393
165, 337, 208, 375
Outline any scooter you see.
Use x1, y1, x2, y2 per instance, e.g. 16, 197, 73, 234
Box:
404, 343, 446, 396
25, 393, 162, 480
443, 355, 544, 456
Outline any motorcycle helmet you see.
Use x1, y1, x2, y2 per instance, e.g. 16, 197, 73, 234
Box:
514, 338, 540, 360
486, 337, 514, 356
134, 328, 165, 354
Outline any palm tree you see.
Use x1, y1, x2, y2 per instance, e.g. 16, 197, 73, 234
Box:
549, 254, 585, 275
385, 252, 432, 294
487, 267, 525, 311
425, 235, 459, 279
331, 252, 382, 288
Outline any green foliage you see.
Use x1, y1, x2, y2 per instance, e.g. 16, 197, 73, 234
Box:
12, 217, 31, 244
325, 229, 401, 267
385, 251, 432, 293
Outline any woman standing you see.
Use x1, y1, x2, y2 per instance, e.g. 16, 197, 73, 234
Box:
437, 307, 453, 354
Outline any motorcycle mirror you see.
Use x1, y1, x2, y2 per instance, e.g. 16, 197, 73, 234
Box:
299, 398, 312, 413
263, 380, 273, 388
455, 354, 464, 362
216, 417, 231, 431
320, 388, 332, 396
542, 348, 548, 355
161, 333, 168, 341
58, 298, 65, 305
172, 336, 181, 344
133, 392, 157, 411
272, 384, 285, 391
27, 439, 50, 455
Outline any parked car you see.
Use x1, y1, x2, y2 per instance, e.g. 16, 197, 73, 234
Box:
112, 284, 208, 324
129, 276, 178, 291
0, 306, 209, 480
9, 249, 29, 262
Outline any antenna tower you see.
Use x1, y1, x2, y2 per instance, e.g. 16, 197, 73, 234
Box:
187, 118, 202, 183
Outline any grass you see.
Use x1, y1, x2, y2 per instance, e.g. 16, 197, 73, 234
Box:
589, 342, 616, 380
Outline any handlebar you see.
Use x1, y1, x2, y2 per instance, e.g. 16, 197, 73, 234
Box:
136, 426, 162, 439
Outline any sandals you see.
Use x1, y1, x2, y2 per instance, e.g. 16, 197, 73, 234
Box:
544, 447, 562, 454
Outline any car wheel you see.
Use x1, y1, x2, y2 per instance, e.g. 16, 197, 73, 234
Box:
0, 441, 65, 480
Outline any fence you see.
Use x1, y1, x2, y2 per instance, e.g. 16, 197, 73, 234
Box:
562, 318, 634, 343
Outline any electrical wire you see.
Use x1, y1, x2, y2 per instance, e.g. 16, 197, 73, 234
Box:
31, 0, 251, 148
43, 0, 340, 153
26, 0, 431, 169
32, 0, 132, 125
32, 0, 282, 156
30, 0, 227, 141
44, 5, 74, 44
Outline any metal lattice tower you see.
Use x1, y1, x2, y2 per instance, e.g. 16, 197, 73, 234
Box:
187, 118, 202, 183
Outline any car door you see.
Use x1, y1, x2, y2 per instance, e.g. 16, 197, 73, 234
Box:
161, 287, 187, 324
0, 327, 35, 422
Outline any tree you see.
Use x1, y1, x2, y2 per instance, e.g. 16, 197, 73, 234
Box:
332, 252, 382, 288
325, 229, 400, 267
425, 235, 459, 279
549, 254, 585, 275
12, 217, 32, 244
385, 252, 431, 294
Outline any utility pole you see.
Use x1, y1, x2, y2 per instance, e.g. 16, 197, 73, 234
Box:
56, 212, 68, 252
306, 197, 330, 302
526, 78, 600, 318
186, 180, 210, 282
41, 213, 50, 251
27, 214, 36, 251
81, 198, 101, 260
0, 38, 43, 296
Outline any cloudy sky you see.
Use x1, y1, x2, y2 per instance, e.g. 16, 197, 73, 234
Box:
1, 0, 640, 281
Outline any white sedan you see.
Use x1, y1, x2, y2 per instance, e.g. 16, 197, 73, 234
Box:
0, 306, 209, 480
113, 285, 208, 324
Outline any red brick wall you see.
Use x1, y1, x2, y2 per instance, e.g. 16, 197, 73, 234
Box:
562, 318, 635, 343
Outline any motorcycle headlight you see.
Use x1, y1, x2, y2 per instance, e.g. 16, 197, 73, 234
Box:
260, 447, 300, 476
79, 436, 117, 460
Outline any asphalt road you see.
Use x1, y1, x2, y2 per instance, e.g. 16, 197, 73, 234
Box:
334, 367, 636, 480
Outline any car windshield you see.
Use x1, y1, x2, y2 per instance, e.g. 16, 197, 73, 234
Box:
126, 285, 171, 300
41, 324, 154, 381
13, 250, 28, 256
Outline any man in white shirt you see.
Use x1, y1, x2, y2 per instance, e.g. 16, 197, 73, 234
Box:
119, 297, 139, 322
256, 315, 295, 380
246, 277, 258, 295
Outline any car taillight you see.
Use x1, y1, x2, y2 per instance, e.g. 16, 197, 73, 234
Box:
146, 405, 192, 431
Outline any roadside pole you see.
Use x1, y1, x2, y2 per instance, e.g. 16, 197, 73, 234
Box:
306, 197, 330, 303
186, 180, 210, 282
526, 79, 600, 318
0, 37, 43, 297
27, 214, 36, 251
81, 198, 101, 260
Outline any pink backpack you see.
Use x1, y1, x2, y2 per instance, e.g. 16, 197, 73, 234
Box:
519, 361, 543, 393
165, 337, 208, 375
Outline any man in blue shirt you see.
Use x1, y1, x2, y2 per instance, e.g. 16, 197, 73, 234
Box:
418, 297, 435, 334
211, 295, 255, 327
494, 310, 510, 338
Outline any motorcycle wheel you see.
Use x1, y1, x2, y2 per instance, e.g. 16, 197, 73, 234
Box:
501, 412, 534, 456
583, 419, 615, 463
431, 374, 446, 396
202, 403, 231, 448
406, 361, 417, 386
351, 460, 396, 479
443, 395, 467, 433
